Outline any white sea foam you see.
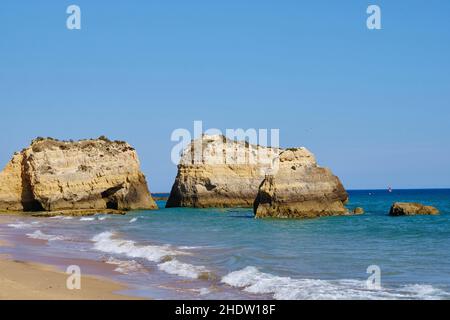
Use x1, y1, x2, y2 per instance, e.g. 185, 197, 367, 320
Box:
8, 222, 34, 229
49, 216, 73, 220
158, 259, 210, 279
26, 230, 66, 241
192, 287, 212, 296
50, 216, 73, 220
198, 288, 212, 296
129, 218, 138, 223
106, 257, 145, 275
92, 232, 186, 263
98, 216, 108, 221
80, 217, 95, 221
399, 284, 448, 300
222, 266, 450, 300
91, 232, 209, 279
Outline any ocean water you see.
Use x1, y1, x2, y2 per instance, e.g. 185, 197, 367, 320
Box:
1, 189, 450, 300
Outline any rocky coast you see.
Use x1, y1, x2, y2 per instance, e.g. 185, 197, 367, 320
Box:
167, 135, 350, 218
0, 137, 157, 214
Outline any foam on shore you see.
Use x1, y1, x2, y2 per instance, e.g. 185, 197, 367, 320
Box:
92, 232, 210, 280
26, 230, 66, 241
8, 222, 35, 229
80, 217, 96, 221
50, 216, 73, 220
222, 266, 450, 300
106, 257, 145, 275
158, 259, 210, 279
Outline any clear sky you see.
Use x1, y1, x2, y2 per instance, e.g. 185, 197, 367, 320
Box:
1, 1, 449, 191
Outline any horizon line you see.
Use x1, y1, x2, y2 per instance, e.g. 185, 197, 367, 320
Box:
151, 187, 450, 194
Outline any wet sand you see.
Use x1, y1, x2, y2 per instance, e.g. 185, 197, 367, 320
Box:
0, 230, 138, 300
0, 256, 138, 300
0, 239, 10, 247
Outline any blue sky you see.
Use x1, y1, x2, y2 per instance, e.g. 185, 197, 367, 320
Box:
1, 1, 449, 191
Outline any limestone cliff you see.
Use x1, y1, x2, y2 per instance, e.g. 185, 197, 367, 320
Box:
166, 135, 279, 208
0, 137, 157, 212
0, 153, 26, 211
254, 149, 349, 219
166, 135, 348, 217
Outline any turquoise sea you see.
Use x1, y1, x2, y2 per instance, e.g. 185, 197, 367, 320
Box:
1, 189, 450, 300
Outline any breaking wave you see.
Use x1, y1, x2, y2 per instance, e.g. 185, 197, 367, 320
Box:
158, 259, 210, 279
26, 230, 66, 241
80, 217, 95, 221
50, 216, 73, 220
222, 266, 450, 300
106, 257, 145, 275
8, 222, 35, 229
92, 232, 210, 279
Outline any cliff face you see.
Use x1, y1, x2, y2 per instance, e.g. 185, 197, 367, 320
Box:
0, 153, 26, 211
166, 135, 279, 208
0, 138, 157, 212
254, 149, 349, 219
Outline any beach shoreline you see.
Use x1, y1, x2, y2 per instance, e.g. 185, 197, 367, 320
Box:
0, 256, 139, 300
2, 189, 449, 301
0, 230, 139, 300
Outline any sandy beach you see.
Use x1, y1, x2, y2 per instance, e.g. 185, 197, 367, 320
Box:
0, 214, 142, 301
0, 239, 11, 247
0, 245, 135, 300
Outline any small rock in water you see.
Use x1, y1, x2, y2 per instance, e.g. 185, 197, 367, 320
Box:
352, 207, 365, 215
389, 202, 439, 216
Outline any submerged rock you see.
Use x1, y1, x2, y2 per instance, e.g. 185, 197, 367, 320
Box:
0, 137, 157, 213
389, 202, 439, 216
167, 135, 279, 208
254, 149, 349, 219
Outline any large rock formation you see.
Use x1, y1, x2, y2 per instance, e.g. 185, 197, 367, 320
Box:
254, 149, 349, 219
167, 135, 349, 219
166, 135, 279, 208
0, 153, 25, 211
389, 202, 439, 216
0, 137, 157, 213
